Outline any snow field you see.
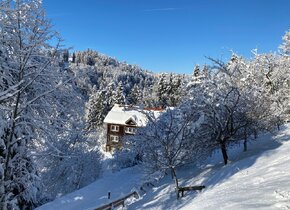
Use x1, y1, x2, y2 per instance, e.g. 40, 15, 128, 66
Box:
38, 125, 290, 210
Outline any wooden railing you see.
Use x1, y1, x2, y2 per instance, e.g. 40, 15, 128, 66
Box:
177, 185, 205, 198
94, 191, 139, 210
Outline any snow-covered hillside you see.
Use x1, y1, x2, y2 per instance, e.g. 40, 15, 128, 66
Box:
131, 126, 290, 210
36, 166, 143, 210
37, 125, 290, 210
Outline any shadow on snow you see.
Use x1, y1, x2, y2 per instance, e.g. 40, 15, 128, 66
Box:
129, 125, 290, 210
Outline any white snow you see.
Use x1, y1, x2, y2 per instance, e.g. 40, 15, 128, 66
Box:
130, 125, 290, 210
37, 124, 290, 210
36, 166, 144, 210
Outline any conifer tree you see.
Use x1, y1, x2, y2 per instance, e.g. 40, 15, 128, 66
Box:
112, 81, 126, 105
188, 64, 202, 89
169, 74, 182, 106
128, 84, 142, 105
86, 90, 112, 129
157, 73, 167, 107
202, 64, 209, 77
63, 50, 69, 62
280, 29, 290, 54
72, 52, 76, 63
193, 64, 200, 77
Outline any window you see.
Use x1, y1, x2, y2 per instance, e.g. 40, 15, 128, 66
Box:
125, 127, 135, 134
110, 125, 119, 132
110, 135, 119, 143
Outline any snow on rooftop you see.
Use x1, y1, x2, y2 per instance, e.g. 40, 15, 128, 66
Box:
103, 104, 163, 126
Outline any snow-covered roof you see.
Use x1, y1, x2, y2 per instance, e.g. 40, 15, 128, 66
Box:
103, 104, 162, 127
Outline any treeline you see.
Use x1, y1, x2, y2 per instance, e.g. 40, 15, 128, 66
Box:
116, 37, 290, 193
68, 49, 189, 129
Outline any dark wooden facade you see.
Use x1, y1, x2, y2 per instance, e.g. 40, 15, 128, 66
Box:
105, 123, 137, 152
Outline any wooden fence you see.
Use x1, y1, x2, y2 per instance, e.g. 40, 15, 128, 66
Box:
177, 185, 205, 198
94, 191, 139, 210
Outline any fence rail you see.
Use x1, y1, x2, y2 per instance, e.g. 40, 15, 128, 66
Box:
94, 191, 139, 210
177, 185, 205, 198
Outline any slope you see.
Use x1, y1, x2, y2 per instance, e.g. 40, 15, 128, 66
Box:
36, 166, 143, 210
37, 125, 290, 210
130, 125, 290, 210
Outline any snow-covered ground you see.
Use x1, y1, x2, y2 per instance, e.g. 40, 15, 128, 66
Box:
36, 166, 144, 210
37, 125, 290, 210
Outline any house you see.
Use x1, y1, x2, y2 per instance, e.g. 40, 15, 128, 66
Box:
103, 104, 163, 152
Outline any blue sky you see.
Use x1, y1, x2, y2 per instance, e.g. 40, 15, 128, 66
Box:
43, 0, 290, 74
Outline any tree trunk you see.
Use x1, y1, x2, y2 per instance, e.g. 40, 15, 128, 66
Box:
220, 142, 228, 165
170, 167, 180, 199
254, 130, 257, 139
171, 167, 179, 189
243, 139, 247, 152
243, 130, 248, 152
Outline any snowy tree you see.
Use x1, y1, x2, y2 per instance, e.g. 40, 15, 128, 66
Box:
186, 56, 271, 164
187, 64, 206, 91
39, 127, 102, 199
62, 50, 69, 63
0, 0, 104, 207
126, 108, 206, 195
112, 81, 126, 105
280, 29, 290, 54
86, 89, 112, 129
143, 85, 156, 108
156, 73, 167, 107
128, 84, 142, 105
202, 64, 209, 77
32, 70, 104, 199
153, 73, 185, 107
72, 52, 76, 63
203, 84, 246, 165
106, 82, 115, 105
167, 74, 183, 107
193, 64, 200, 77
84, 49, 97, 66
0, 0, 64, 208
